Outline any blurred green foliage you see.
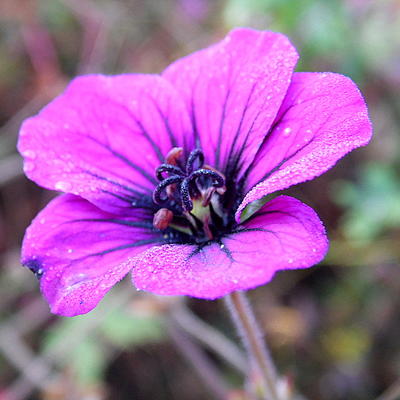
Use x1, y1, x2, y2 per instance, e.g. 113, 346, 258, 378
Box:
43, 291, 164, 385
224, 0, 400, 83
333, 164, 400, 242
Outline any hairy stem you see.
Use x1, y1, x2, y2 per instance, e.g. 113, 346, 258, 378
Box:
225, 291, 280, 400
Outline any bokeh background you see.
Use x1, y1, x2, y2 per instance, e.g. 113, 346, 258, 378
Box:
0, 0, 399, 399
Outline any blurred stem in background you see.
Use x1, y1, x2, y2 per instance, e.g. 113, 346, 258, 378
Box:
375, 379, 400, 400
169, 301, 247, 374
165, 319, 232, 400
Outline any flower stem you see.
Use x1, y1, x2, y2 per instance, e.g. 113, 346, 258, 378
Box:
225, 291, 280, 400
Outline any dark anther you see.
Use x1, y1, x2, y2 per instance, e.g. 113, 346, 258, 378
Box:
180, 178, 193, 211
156, 164, 185, 181
189, 169, 225, 188
186, 149, 204, 175
153, 176, 183, 204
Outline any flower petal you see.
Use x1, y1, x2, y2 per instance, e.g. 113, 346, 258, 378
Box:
236, 72, 372, 221
21, 194, 162, 316
132, 196, 327, 299
163, 28, 298, 179
18, 74, 193, 214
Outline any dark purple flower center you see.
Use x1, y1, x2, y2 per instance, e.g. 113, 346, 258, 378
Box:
152, 148, 232, 243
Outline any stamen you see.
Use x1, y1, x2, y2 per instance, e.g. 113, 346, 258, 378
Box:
202, 215, 214, 240
216, 186, 227, 195
153, 175, 183, 204
156, 164, 184, 181
153, 208, 174, 230
186, 149, 204, 174
165, 147, 183, 166
201, 187, 215, 207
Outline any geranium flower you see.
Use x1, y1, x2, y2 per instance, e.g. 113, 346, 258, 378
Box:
18, 28, 372, 316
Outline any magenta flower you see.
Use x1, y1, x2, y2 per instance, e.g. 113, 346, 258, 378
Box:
18, 29, 372, 316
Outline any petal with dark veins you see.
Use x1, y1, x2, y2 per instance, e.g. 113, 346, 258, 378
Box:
18, 74, 193, 214
163, 28, 298, 181
132, 196, 328, 298
236, 72, 372, 222
22, 194, 162, 316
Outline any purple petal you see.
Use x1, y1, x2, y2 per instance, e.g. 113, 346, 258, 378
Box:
163, 28, 298, 179
22, 194, 161, 316
132, 196, 327, 298
236, 72, 372, 221
18, 74, 193, 214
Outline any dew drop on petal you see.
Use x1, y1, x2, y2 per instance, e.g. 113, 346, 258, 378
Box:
304, 129, 314, 142
21, 149, 37, 159
24, 162, 35, 172
283, 127, 292, 137
55, 181, 72, 192
65, 272, 88, 290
